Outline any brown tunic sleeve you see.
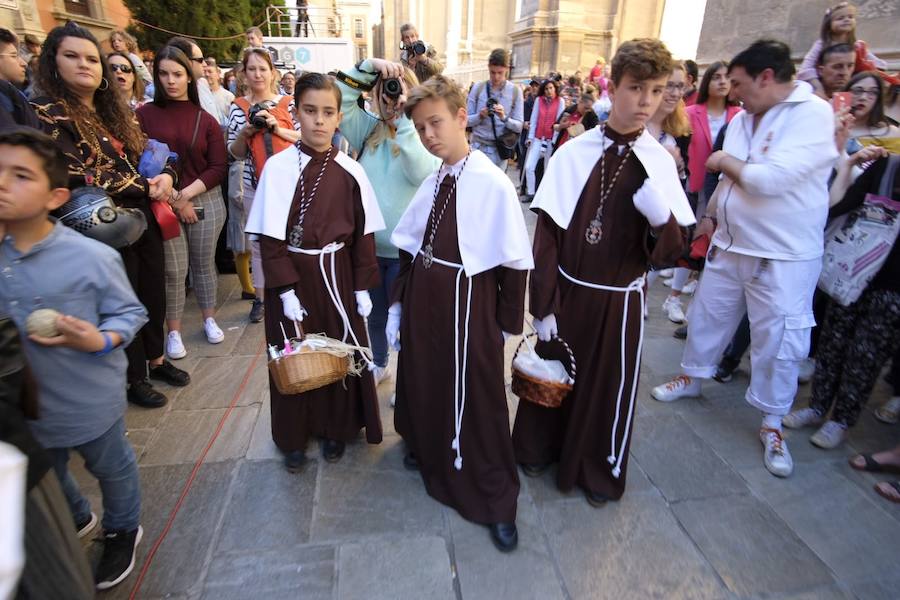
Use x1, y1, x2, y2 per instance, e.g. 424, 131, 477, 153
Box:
260, 235, 300, 289
496, 267, 528, 334
529, 210, 563, 320
350, 182, 379, 291
646, 214, 688, 270
390, 250, 415, 304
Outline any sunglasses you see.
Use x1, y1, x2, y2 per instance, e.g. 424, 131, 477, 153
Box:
109, 63, 133, 74
191, 56, 204, 64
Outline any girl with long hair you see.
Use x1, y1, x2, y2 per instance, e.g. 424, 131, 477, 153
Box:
108, 29, 152, 86
137, 45, 227, 359
523, 78, 563, 200
106, 50, 144, 109
32, 22, 189, 408
845, 71, 900, 153
226, 48, 301, 323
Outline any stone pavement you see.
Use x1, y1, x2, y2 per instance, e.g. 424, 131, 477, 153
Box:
70, 202, 900, 600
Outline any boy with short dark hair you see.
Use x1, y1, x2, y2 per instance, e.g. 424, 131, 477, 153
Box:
389, 74, 533, 552
245, 73, 385, 472
0, 128, 148, 590
512, 39, 694, 506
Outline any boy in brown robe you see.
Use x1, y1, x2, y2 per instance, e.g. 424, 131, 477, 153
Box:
388, 75, 533, 551
512, 39, 695, 506
245, 73, 386, 472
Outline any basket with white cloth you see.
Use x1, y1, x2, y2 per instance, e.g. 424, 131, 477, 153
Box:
268, 321, 365, 395
511, 333, 576, 408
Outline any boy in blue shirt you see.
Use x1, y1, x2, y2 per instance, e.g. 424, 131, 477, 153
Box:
0, 128, 147, 591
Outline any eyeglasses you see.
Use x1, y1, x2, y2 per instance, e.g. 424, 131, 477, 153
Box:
109, 63, 133, 74
849, 87, 880, 99
665, 82, 686, 93
191, 56, 204, 64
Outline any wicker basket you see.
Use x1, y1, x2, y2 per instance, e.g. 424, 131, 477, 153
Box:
268, 344, 351, 395
511, 333, 576, 408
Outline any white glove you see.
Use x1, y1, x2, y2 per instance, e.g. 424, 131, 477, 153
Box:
533, 314, 558, 342
279, 289, 307, 322
632, 179, 672, 228
355, 290, 373, 318
386, 302, 402, 351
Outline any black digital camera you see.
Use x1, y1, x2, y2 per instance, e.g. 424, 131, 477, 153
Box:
400, 40, 427, 57
382, 77, 403, 99
248, 100, 277, 130
486, 97, 499, 113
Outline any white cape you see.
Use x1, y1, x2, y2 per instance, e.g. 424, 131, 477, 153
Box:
391, 150, 534, 276
245, 145, 385, 240
532, 127, 696, 230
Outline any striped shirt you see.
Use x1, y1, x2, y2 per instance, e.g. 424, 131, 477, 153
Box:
226, 96, 301, 189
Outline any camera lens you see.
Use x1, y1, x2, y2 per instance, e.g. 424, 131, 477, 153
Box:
383, 78, 403, 99
413, 40, 427, 55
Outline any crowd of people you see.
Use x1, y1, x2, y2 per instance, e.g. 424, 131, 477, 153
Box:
1, 0, 899, 595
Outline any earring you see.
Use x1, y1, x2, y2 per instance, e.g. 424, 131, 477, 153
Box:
98, 77, 109, 91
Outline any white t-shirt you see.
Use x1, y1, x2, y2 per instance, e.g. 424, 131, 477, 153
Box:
708, 111, 726, 146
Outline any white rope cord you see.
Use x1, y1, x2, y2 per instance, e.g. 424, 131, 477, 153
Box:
289, 242, 375, 369
558, 266, 646, 478
420, 250, 472, 471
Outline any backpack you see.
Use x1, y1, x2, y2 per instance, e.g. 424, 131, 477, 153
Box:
234, 95, 295, 184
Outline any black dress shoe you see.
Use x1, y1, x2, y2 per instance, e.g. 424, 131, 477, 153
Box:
249, 299, 264, 323
673, 325, 688, 340
585, 490, 609, 508
241, 291, 256, 300
149, 360, 191, 387
127, 379, 168, 408
520, 462, 551, 478
284, 450, 307, 473
403, 452, 419, 471
322, 439, 345, 462
488, 522, 518, 552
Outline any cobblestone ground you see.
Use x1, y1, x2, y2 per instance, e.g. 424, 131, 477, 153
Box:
72, 171, 900, 599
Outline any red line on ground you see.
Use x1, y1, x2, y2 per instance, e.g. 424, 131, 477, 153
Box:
128, 341, 266, 599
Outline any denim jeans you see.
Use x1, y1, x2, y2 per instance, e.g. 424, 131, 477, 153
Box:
49, 417, 141, 532
368, 256, 401, 368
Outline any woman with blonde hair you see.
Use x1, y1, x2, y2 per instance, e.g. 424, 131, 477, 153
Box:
333, 57, 439, 391
108, 29, 152, 86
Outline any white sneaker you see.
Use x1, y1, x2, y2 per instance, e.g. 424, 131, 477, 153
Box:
681, 280, 698, 295
372, 366, 391, 386
166, 331, 187, 359
658, 268, 674, 278
797, 358, 816, 384
810, 420, 848, 449
782, 407, 824, 429
661, 295, 686, 323
875, 396, 900, 424
662, 277, 674, 287
204, 318, 225, 344
760, 428, 793, 477
651, 375, 700, 402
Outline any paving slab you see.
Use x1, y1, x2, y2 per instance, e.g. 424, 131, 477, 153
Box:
630, 413, 748, 502
525, 455, 659, 507
337, 536, 455, 600
140, 405, 259, 465
672, 494, 835, 596
541, 493, 727, 599
310, 463, 445, 543
847, 576, 900, 600
172, 355, 268, 410
740, 462, 900, 581
202, 545, 336, 600
215, 459, 317, 553
448, 494, 565, 600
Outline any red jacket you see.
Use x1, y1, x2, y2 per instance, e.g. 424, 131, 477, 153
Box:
685, 103, 742, 193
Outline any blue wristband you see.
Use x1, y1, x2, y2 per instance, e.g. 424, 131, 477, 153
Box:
92, 332, 114, 356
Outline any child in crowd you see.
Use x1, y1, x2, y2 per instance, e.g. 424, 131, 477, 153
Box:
245, 73, 385, 473
0, 128, 147, 591
389, 75, 533, 552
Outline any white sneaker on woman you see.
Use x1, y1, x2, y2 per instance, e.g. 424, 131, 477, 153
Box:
782, 407, 824, 429
681, 280, 698, 295
662, 295, 686, 323
651, 375, 701, 402
166, 331, 187, 359
204, 318, 225, 344
810, 420, 848, 449
760, 428, 793, 477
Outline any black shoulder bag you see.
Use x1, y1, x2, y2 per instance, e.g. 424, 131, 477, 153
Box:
485, 82, 518, 161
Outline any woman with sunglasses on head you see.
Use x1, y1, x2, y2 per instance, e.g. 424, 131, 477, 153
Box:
32, 22, 189, 409
226, 47, 301, 323
137, 45, 227, 359
107, 51, 144, 109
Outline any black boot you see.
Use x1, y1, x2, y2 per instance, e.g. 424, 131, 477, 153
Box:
402, 451, 419, 471
585, 489, 609, 508
284, 450, 307, 473
520, 462, 551, 478
322, 439, 345, 462
488, 522, 518, 552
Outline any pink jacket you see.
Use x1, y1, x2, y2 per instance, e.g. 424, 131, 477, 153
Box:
685, 103, 742, 193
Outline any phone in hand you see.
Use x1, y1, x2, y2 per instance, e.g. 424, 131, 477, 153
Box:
194, 206, 205, 221
832, 91, 852, 113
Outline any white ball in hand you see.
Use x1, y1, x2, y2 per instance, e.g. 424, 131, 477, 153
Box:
26, 308, 61, 337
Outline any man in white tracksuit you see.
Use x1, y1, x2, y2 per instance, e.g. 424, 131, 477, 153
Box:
651, 40, 839, 478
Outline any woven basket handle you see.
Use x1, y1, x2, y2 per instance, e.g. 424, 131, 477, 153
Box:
293, 320, 305, 341
513, 332, 577, 382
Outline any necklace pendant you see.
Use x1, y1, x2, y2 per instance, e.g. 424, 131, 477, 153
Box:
288, 224, 304, 247
585, 218, 603, 245
422, 244, 434, 269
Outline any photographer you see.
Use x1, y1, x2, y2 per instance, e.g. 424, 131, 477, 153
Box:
333, 57, 439, 394
466, 48, 524, 168
399, 23, 442, 83
226, 48, 301, 324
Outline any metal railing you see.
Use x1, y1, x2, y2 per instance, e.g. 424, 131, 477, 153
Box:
265, 5, 344, 39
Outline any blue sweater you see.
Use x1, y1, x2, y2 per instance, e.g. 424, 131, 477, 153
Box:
335, 60, 440, 258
